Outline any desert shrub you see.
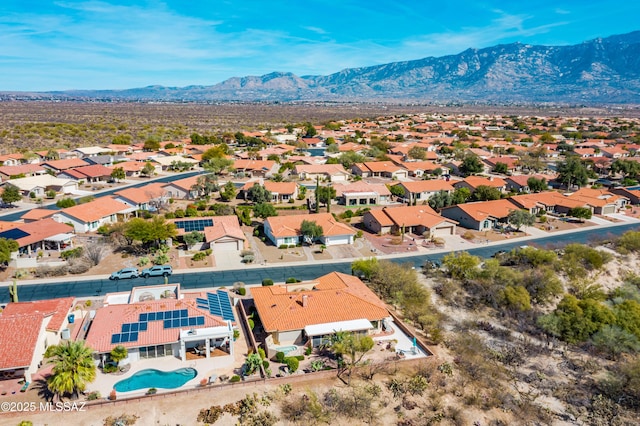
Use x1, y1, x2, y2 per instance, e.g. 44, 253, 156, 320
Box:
285, 277, 299, 283
191, 251, 208, 262
237, 287, 246, 296
294, 355, 305, 361
262, 360, 270, 369
461, 231, 475, 240
103, 414, 139, 426
280, 391, 329, 423
561, 244, 613, 278
60, 247, 83, 260
591, 325, 640, 358
285, 356, 299, 372
67, 258, 92, 274
262, 278, 274, 286
35, 264, 68, 277
102, 364, 118, 373
197, 405, 223, 424
86, 391, 101, 401
154, 254, 169, 265
442, 251, 481, 280
617, 231, 640, 253
230, 375, 241, 383
275, 351, 285, 363
138, 256, 149, 266
257, 347, 266, 359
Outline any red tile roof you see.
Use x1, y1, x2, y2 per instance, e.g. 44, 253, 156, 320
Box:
252, 272, 389, 332
203, 215, 246, 242
43, 158, 89, 171
85, 298, 228, 353
58, 197, 130, 223
265, 213, 355, 238
0, 313, 45, 369
1, 297, 74, 332
12, 218, 74, 248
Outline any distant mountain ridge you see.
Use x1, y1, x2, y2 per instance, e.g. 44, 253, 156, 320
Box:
19, 31, 640, 104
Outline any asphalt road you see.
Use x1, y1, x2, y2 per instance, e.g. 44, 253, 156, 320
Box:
3, 222, 639, 303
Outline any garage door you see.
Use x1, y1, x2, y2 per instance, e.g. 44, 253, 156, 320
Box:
432, 225, 454, 237
325, 235, 352, 246
602, 205, 616, 215
214, 240, 239, 252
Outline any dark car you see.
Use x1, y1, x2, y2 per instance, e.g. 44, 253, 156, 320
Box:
109, 267, 139, 280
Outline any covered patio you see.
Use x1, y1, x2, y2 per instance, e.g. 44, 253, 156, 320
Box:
179, 323, 234, 361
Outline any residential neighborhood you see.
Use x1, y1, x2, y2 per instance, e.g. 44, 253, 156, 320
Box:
2, 111, 640, 421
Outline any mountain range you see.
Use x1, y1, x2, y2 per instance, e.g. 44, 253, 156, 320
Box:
20, 31, 640, 104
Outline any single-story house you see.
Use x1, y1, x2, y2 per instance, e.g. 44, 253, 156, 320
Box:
241, 180, 299, 203
170, 215, 246, 252
294, 164, 350, 182
0, 164, 47, 181
333, 181, 392, 206
351, 162, 408, 180
395, 179, 455, 204
53, 197, 134, 233
85, 285, 236, 366
362, 205, 457, 238
42, 158, 90, 173
264, 212, 356, 246
58, 164, 113, 183
162, 175, 202, 200
440, 199, 518, 231
251, 271, 391, 354
4, 175, 78, 197
232, 159, 278, 178
113, 183, 168, 212
454, 176, 507, 194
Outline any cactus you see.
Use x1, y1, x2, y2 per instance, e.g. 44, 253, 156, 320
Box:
9, 280, 18, 303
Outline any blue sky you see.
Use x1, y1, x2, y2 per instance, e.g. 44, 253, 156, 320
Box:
2, 1, 639, 91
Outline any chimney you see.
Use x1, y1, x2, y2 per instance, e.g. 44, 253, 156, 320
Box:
302, 295, 308, 308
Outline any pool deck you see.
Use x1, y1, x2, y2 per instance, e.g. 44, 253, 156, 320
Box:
89, 333, 249, 399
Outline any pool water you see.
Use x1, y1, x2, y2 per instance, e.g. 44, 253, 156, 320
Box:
114, 367, 197, 392
276, 345, 297, 355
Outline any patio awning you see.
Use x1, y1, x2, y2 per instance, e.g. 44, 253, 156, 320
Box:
304, 318, 373, 337
44, 233, 75, 242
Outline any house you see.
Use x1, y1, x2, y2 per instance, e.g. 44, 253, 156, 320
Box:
53, 197, 133, 233
399, 161, 447, 178
0, 153, 26, 166
113, 183, 168, 212
107, 161, 145, 178
83, 155, 129, 167
0, 313, 51, 383
362, 205, 457, 237
567, 187, 628, 215
20, 208, 56, 223
0, 218, 75, 255
151, 155, 199, 171
162, 175, 202, 200
232, 159, 278, 178
351, 162, 409, 180
251, 271, 390, 352
454, 176, 507, 193
395, 180, 455, 204
42, 158, 90, 173
0, 164, 47, 181
85, 285, 236, 365
58, 164, 113, 183
4, 175, 78, 197
294, 164, 350, 182
440, 199, 518, 231
241, 180, 299, 203
264, 213, 356, 247
170, 216, 246, 252
505, 175, 550, 193
483, 157, 519, 173
611, 187, 640, 205
332, 181, 392, 206
71, 146, 112, 158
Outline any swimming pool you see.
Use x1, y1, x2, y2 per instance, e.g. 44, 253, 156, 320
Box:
275, 345, 297, 355
114, 367, 197, 392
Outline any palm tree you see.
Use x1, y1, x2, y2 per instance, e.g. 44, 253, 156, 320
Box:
109, 345, 128, 367
45, 340, 96, 400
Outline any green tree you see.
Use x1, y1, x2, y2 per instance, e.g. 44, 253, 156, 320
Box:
203, 156, 233, 175
557, 155, 589, 189
253, 202, 278, 218
56, 198, 77, 208
192, 174, 219, 197
442, 251, 481, 280
591, 325, 640, 359
388, 184, 405, 199
303, 122, 317, 137
329, 332, 374, 385
428, 190, 453, 210
245, 352, 262, 375
300, 220, 323, 244
141, 162, 156, 178
493, 162, 508, 174
538, 295, 615, 343
499, 285, 531, 313
143, 139, 161, 151
351, 258, 379, 281
452, 187, 471, 204
568, 206, 592, 222
507, 209, 536, 231
1, 184, 21, 205
527, 177, 548, 192
45, 341, 96, 400
316, 186, 336, 212
0, 238, 19, 264
220, 181, 238, 202
472, 185, 501, 201
109, 345, 128, 366
338, 151, 366, 169
459, 154, 484, 176
407, 146, 427, 160
110, 167, 125, 183
183, 231, 205, 247
247, 184, 271, 204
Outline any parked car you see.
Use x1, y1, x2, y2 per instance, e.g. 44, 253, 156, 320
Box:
140, 265, 173, 278
109, 267, 139, 280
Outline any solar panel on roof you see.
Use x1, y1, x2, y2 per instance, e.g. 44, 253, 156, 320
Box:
180, 318, 188, 326
131, 323, 139, 332
172, 319, 180, 328
139, 313, 147, 322
111, 334, 120, 344
163, 319, 171, 329
196, 316, 205, 326
130, 332, 138, 342
0, 228, 30, 241
188, 317, 196, 326
148, 312, 156, 321
120, 333, 129, 343
139, 322, 148, 331
181, 309, 188, 317
122, 323, 130, 332
174, 219, 213, 232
